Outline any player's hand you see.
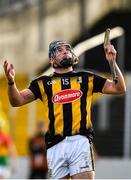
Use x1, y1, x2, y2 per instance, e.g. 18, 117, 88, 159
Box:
104, 44, 117, 63
3, 60, 15, 83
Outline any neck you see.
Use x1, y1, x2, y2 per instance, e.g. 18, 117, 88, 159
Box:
54, 66, 73, 74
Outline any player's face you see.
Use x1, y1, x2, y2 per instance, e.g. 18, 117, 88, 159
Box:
54, 45, 73, 62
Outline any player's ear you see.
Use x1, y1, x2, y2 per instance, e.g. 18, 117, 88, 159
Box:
49, 58, 54, 66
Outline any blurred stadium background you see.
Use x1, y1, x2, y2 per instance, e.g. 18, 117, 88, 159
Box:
0, 0, 131, 178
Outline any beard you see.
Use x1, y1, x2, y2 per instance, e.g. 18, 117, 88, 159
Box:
59, 58, 73, 67
53, 57, 73, 68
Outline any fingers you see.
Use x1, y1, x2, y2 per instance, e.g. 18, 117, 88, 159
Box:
3, 60, 9, 75
105, 45, 116, 54
11, 64, 14, 69
3, 60, 13, 71
3, 60, 10, 75
105, 45, 116, 62
3, 60, 15, 81
3, 60, 7, 70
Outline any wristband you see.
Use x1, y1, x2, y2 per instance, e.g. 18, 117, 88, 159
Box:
8, 81, 14, 86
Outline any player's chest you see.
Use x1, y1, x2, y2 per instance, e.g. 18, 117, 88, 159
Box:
46, 77, 83, 104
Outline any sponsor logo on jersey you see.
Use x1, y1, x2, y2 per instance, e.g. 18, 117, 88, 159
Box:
52, 89, 83, 104
47, 80, 56, 85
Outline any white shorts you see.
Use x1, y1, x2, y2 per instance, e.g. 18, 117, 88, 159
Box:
0, 166, 11, 179
47, 135, 95, 179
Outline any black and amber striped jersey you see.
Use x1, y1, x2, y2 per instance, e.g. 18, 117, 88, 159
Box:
29, 71, 106, 149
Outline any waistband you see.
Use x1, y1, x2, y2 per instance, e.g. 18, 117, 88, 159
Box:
64, 134, 87, 141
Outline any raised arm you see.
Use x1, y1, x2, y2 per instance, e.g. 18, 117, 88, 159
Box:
102, 45, 126, 94
3, 60, 35, 107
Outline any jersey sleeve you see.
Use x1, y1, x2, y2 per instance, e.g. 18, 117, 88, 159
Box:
93, 74, 107, 93
28, 79, 42, 100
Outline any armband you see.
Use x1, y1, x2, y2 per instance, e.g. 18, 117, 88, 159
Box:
8, 81, 14, 86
